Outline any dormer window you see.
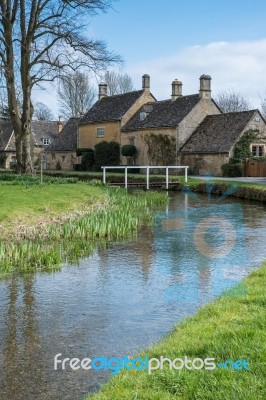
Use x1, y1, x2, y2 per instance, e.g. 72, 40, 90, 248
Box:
43, 138, 51, 145
140, 112, 147, 121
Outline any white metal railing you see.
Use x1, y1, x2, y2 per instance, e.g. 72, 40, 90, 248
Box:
101, 165, 189, 189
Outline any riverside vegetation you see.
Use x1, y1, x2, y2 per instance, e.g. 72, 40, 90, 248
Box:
0, 174, 168, 273
84, 176, 266, 400
87, 263, 266, 400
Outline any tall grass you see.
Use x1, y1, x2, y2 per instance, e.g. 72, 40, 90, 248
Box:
0, 189, 168, 273
0, 172, 77, 185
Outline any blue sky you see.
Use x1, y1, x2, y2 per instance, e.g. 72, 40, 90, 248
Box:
34, 0, 266, 114
91, 0, 266, 62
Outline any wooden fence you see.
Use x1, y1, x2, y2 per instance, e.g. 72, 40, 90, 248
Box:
245, 159, 266, 177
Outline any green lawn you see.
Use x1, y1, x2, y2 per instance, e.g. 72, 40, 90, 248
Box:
0, 181, 168, 272
0, 182, 107, 239
87, 263, 266, 400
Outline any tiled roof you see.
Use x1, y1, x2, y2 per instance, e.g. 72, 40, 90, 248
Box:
32, 120, 59, 146
122, 94, 201, 131
180, 110, 257, 153
0, 120, 61, 151
0, 121, 14, 150
79, 90, 146, 124
47, 118, 79, 151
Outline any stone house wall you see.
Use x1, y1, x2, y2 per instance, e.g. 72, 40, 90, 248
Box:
179, 153, 229, 176
121, 91, 155, 126
78, 91, 155, 152
177, 99, 220, 150
78, 121, 121, 150
121, 128, 175, 165
229, 111, 266, 158
45, 151, 80, 170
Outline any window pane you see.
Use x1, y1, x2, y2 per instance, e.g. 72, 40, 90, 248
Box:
259, 146, 264, 157
97, 128, 105, 137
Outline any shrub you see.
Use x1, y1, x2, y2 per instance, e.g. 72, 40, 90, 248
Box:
75, 148, 95, 171
56, 160, 62, 170
121, 144, 137, 157
73, 164, 83, 171
76, 148, 91, 157
221, 163, 244, 177
81, 149, 95, 171
94, 141, 120, 170
233, 129, 259, 163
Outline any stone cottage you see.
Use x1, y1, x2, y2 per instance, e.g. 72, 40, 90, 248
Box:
0, 120, 62, 169
78, 74, 156, 150
179, 110, 266, 175
45, 117, 80, 170
121, 75, 221, 165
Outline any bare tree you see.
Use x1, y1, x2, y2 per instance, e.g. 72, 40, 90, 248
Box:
104, 71, 134, 95
33, 102, 54, 121
259, 93, 266, 119
0, 0, 120, 173
58, 72, 96, 119
214, 90, 251, 113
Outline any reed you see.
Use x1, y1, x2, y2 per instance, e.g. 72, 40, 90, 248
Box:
0, 188, 168, 273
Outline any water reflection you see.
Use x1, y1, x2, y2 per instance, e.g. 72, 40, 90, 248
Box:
0, 192, 266, 400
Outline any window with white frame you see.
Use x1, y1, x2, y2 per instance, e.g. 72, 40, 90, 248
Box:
42, 138, 51, 145
97, 127, 105, 138
252, 145, 264, 157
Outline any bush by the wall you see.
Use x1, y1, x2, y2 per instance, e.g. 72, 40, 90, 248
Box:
73, 164, 83, 171
232, 129, 259, 163
94, 141, 120, 170
121, 144, 137, 157
56, 160, 62, 170
76, 148, 95, 171
81, 149, 95, 171
221, 162, 244, 177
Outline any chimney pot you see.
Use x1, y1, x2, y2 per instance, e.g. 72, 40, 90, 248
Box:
199, 74, 211, 99
171, 79, 182, 101
99, 83, 108, 100
57, 121, 63, 134
142, 74, 150, 91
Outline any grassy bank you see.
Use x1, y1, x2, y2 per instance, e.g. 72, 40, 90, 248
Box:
186, 178, 266, 202
0, 178, 168, 273
0, 179, 107, 241
87, 263, 266, 400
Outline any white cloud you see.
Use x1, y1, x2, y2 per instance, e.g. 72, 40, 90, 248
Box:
128, 39, 266, 108
32, 39, 266, 115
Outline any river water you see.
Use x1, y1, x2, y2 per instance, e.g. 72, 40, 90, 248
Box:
0, 191, 266, 400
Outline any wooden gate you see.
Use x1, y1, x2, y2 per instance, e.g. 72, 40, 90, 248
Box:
245, 160, 266, 177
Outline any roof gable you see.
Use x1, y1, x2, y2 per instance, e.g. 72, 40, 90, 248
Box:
0, 121, 14, 150
32, 121, 59, 146
180, 110, 257, 153
47, 118, 79, 151
122, 94, 201, 131
79, 90, 146, 124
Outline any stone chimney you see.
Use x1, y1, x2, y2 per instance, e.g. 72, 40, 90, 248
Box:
171, 79, 182, 101
199, 74, 211, 99
99, 83, 108, 100
57, 120, 63, 134
142, 74, 150, 91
